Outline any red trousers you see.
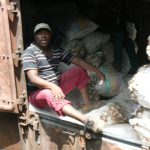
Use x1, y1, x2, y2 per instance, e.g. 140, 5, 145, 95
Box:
29, 66, 90, 115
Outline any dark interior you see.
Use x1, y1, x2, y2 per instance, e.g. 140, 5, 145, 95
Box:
20, 0, 150, 66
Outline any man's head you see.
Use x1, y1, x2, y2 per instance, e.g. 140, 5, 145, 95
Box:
34, 23, 52, 49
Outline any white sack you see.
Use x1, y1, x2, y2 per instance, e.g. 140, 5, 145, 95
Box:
85, 51, 103, 68
82, 31, 110, 54
62, 15, 99, 41
95, 62, 125, 97
62, 39, 87, 58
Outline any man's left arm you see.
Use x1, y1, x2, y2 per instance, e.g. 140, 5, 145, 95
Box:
71, 57, 105, 82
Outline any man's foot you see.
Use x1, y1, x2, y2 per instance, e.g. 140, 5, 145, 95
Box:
80, 101, 102, 113
84, 119, 101, 133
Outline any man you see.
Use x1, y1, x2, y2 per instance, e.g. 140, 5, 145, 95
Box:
22, 23, 105, 132
98, 2, 139, 74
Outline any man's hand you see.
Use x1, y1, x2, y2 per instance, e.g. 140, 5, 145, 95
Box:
95, 70, 105, 83
72, 57, 106, 83
50, 83, 65, 100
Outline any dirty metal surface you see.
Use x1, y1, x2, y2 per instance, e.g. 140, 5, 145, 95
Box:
0, 0, 25, 113
0, 0, 18, 113
0, 0, 26, 113
0, 112, 21, 150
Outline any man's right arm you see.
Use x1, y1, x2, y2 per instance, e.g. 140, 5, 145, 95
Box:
26, 69, 65, 99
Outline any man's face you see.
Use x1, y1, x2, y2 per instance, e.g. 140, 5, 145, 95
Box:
34, 29, 52, 49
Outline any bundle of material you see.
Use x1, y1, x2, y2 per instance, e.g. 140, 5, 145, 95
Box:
85, 51, 103, 68
128, 65, 150, 147
129, 107, 150, 147
62, 39, 87, 58
128, 65, 150, 109
60, 15, 99, 41
60, 15, 128, 101
86, 102, 128, 133
61, 20, 108, 101
88, 71, 101, 101
82, 31, 110, 54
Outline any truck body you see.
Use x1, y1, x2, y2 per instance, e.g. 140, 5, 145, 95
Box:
0, 0, 150, 149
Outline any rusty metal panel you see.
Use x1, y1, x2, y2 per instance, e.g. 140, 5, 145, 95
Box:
34, 119, 87, 150
8, 0, 28, 110
0, 0, 26, 113
20, 116, 98, 150
0, 0, 16, 112
0, 112, 21, 150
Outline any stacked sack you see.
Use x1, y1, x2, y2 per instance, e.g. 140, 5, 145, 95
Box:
128, 65, 150, 147
59, 15, 131, 132
94, 62, 125, 98
60, 15, 126, 100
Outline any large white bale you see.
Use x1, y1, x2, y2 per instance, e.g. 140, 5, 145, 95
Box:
129, 118, 150, 147
128, 65, 150, 109
129, 106, 150, 147
86, 102, 128, 133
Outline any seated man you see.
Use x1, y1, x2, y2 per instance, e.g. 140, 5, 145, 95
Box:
22, 23, 105, 133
